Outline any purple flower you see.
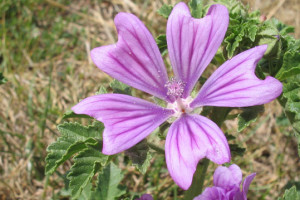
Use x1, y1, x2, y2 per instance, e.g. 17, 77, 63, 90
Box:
72, 2, 282, 190
136, 194, 153, 200
194, 164, 256, 200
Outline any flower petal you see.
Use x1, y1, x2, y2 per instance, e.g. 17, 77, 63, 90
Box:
191, 45, 283, 108
167, 3, 229, 98
213, 164, 242, 192
72, 94, 174, 155
91, 13, 171, 101
193, 187, 226, 200
165, 114, 230, 190
242, 173, 256, 199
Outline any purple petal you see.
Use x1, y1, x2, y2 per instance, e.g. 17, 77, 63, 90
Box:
191, 45, 283, 108
213, 164, 242, 192
193, 187, 226, 200
167, 3, 229, 98
242, 173, 256, 199
91, 13, 171, 102
72, 94, 174, 155
165, 114, 230, 190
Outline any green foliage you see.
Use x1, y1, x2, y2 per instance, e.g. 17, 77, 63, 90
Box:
275, 41, 300, 81
278, 186, 300, 200
225, 133, 246, 157
157, 4, 173, 19
279, 82, 300, 155
229, 144, 246, 157
156, 35, 168, 56
62, 110, 92, 119
237, 106, 264, 132
125, 140, 152, 174
45, 122, 104, 175
212, 0, 300, 157
189, 0, 203, 18
218, 1, 261, 58
110, 79, 131, 95
0, 72, 7, 84
96, 86, 108, 95
67, 142, 109, 199
91, 163, 126, 200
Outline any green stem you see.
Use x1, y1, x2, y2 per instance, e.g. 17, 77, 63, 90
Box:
148, 142, 165, 154
184, 159, 210, 200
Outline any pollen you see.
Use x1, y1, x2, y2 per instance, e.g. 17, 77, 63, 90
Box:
165, 78, 185, 98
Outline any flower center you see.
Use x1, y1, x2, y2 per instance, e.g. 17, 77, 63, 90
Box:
167, 96, 195, 118
165, 78, 185, 99
165, 78, 202, 120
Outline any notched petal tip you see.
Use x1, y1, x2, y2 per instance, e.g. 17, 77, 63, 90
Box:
165, 114, 230, 190
167, 2, 229, 98
90, 11, 171, 102
192, 45, 282, 108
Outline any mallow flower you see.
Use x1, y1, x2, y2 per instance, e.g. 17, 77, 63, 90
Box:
72, 2, 282, 190
193, 164, 256, 200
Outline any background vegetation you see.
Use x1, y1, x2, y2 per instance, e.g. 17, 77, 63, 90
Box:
0, 0, 299, 199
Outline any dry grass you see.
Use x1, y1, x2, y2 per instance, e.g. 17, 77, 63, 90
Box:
0, 0, 299, 199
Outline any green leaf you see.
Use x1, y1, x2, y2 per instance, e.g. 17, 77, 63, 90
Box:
96, 86, 108, 95
189, 0, 203, 18
0, 72, 7, 84
62, 110, 92, 119
279, 82, 300, 156
156, 34, 168, 56
276, 47, 300, 81
229, 144, 246, 157
110, 79, 131, 95
157, 4, 173, 19
237, 105, 264, 132
278, 186, 300, 200
45, 122, 104, 175
151, 96, 167, 107
225, 132, 236, 141
90, 163, 126, 200
67, 142, 109, 199
125, 140, 152, 174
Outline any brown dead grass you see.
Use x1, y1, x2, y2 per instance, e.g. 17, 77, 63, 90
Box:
0, 0, 299, 199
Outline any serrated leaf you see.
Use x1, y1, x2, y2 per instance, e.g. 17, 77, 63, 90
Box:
62, 110, 92, 119
125, 140, 152, 174
157, 4, 173, 19
110, 79, 131, 95
229, 144, 246, 157
237, 105, 264, 132
45, 122, 104, 175
247, 24, 258, 42
156, 34, 168, 56
225, 133, 236, 141
68, 142, 109, 199
90, 163, 126, 200
278, 186, 300, 200
0, 72, 7, 85
276, 48, 300, 81
279, 82, 300, 156
189, 0, 203, 18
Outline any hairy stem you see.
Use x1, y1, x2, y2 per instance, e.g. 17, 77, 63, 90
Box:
148, 142, 165, 154
184, 159, 210, 200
